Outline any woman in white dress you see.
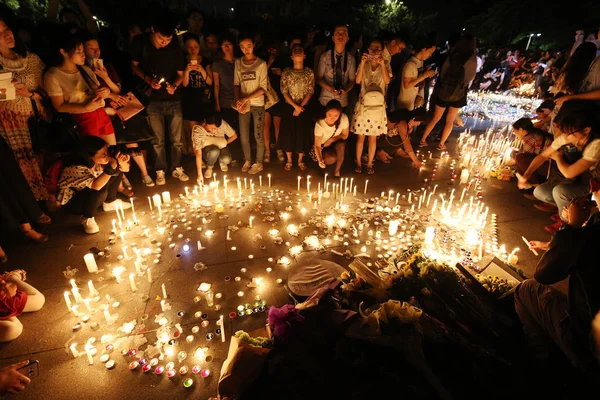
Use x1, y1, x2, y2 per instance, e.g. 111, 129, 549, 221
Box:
352, 39, 390, 175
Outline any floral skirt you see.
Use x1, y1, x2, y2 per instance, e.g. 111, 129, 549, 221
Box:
0, 107, 48, 201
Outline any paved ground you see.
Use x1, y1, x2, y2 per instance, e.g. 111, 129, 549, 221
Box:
0, 118, 556, 399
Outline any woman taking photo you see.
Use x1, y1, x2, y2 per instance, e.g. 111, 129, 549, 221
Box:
0, 16, 51, 209
280, 44, 314, 171
352, 39, 390, 175
57, 136, 131, 234
312, 100, 349, 177
182, 33, 213, 154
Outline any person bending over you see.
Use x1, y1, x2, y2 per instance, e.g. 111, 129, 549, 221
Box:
312, 100, 349, 177
192, 113, 238, 183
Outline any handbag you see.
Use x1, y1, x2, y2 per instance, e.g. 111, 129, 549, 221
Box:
114, 92, 145, 121
28, 98, 50, 151
28, 98, 81, 152
264, 78, 279, 110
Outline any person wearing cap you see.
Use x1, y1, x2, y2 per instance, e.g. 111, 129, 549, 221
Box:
514, 171, 600, 377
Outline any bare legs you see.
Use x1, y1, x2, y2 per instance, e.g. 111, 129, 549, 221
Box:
355, 135, 377, 170
419, 105, 446, 145
263, 113, 281, 162
0, 275, 44, 342
324, 141, 346, 176
125, 143, 149, 178
438, 107, 460, 148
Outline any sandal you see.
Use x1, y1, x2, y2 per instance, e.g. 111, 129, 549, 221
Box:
436, 144, 447, 151
418, 142, 428, 148
366, 166, 375, 175
377, 152, 391, 163
284, 163, 293, 171
334, 170, 341, 178
22, 229, 48, 243
37, 214, 52, 224
354, 164, 363, 174
298, 163, 307, 171
119, 187, 135, 198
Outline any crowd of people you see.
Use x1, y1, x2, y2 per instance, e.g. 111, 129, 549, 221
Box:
0, 1, 599, 394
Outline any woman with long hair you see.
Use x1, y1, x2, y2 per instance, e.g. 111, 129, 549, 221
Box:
418, 34, 477, 150
0, 15, 51, 211
552, 42, 597, 97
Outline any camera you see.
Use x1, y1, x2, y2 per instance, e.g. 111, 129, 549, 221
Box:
108, 145, 141, 158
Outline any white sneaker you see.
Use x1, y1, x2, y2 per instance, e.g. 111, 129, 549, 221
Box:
156, 170, 166, 186
82, 217, 99, 234
142, 175, 155, 187
219, 162, 229, 172
103, 199, 132, 212
172, 167, 190, 182
204, 166, 213, 179
248, 163, 263, 175
241, 160, 252, 173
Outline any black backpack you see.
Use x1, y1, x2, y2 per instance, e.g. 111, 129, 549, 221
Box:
437, 58, 466, 103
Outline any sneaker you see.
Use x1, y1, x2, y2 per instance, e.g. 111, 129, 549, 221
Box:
204, 166, 213, 179
248, 162, 263, 175
142, 175, 155, 187
219, 162, 229, 172
122, 175, 132, 190
156, 170, 166, 186
82, 217, 99, 234
103, 199, 132, 212
264, 153, 271, 163
241, 160, 252, 173
276, 149, 285, 162
172, 167, 190, 182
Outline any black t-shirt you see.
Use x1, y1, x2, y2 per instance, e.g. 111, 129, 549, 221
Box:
130, 33, 186, 101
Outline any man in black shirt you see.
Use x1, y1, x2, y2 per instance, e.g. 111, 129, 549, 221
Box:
130, 14, 189, 185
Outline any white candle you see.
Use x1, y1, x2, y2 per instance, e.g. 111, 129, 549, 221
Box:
103, 306, 111, 321
388, 220, 399, 236
122, 246, 129, 259
112, 219, 117, 233
157, 204, 162, 219
460, 188, 467, 202
249, 216, 254, 228
162, 191, 171, 203
268, 174, 271, 188
197, 240, 202, 250
244, 178, 247, 190
324, 173, 327, 189
70, 279, 77, 289
388, 190, 393, 202
259, 175, 262, 186
129, 273, 137, 292
83, 253, 98, 273
427, 192, 433, 207
130, 198, 135, 216
353, 186, 357, 196
297, 176, 301, 191
88, 280, 97, 296
161, 283, 167, 299
185, 186, 189, 197
86, 347, 94, 365
71, 304, 80, 317
460, 169, 469, 184
432, 184, 438, 195
220, 315, 225, 343
64, 291, 72, 311
152, 194, 161, 208
226, 230, 231, 241
70, 343, 79, 358
72, 288, 83, 303
364, 180, 368, 195
133, 260, 142, 275
83, 298, 92, 312
408, 191, 412, 203
147, 267, 152, 283
160, 299, 166, 312
432, 199, 438, 215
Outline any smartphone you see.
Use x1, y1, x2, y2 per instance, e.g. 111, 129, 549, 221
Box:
190, 59, 198, 65
18, 360, 40, 379
93, 58, 104, 70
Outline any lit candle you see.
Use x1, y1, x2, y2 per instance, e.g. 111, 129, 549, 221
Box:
353, 186, 357, 196
70, 279, 77, 290
297, 176, 301, 191
129, 273, 137, 292
86, 347, 94, 365
259, 175, 262, 186
388, 220, 399, 236
103, 306, 112, 322
72, 288, 83, 303
152, 194, 162, 208
157, 204, 162, 219
122, 246, 129, 259
268, 174, 271, 188
70, 343, 79, 358
364, 180, 368, 195
162, 283, 167, 299
219, 315, 225, 343
130, 198, 135, 217
460, 188, 467, 202
324, 173, 328, 189
249, 216, 254, 228
83, 253, 98, 273
71, 304, 80, 317
185, 186, 189, 197
388, 190, 393, 202
160, 299, 166, 312
112, 219, 117, 233
88, 280, 97, 297
244, 178, 247, 190
395, 192, 400, 205
83, 298, 92, 312
147, 267, 152, 283
64, 291, 72, 311
162, 191, 171, 204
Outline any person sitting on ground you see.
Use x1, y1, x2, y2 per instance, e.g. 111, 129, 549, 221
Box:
384, 108, 426, 169
515, 175, 600, 377
57, 136, 132, 234
533, 100, 555, 131
509, 117, 553, 187
312, 100, 349, 177
192, 113, 238, 183
517, 108, 600, 233
0, 270, 45, 342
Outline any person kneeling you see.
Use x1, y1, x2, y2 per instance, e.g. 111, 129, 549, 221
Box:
312, 100, 349, 177
510, 117, 552, 187
0, 270, 45, 342
57, 136, 132, 234
192, 113, 238, 183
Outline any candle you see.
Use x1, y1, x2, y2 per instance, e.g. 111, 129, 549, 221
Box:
259, 175, 262, 186
460, 188, 467, 202
157, 204, 162, 219
297, 176, 301, 191
460, 169, 469, 184
219, 315, 225, 343
162, 191, 171, 204
129, 273, 137, 292
426, 192, 433, 207
113, 266, 125, 283
162, 283, 167, 299
432, 199, 438, 215
395, 192, 400, 205
83, 298, 92, 312
112, 219, 117, 233
152, 194, 162, 208
72, 288, 83, 303
103, 306, 112, 322
388, 190, 393, 202
83, 253, 98, 273
408, 191, 412, 203
86, 347, 94, 365
388, 220, 399, 236
226, 230, 231, 241
244, 178, 247, 190
71, 304, 80, 317
130, 198, 135, 216
249, 216, 254, 228
70, 343, 79, 358
268, 174, 271, 188
64, 292, 72, 311
88, 280, 97, 296
324, 173, 327, 189
147, 267, 152, 283
364, 180, 368, 195
122, 246, 129, 260
432, 184, 438, 195
160, 299, 166, 312
70, 279, 77, 289
197, 240, 202, 250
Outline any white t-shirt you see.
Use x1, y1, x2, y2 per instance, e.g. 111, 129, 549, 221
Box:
580, 55, 600, 93
192, 121, 236, 151
233, 57, 268, 107
550, 135, 600, 170
397, 56, 423, 111
314, 114, 349, 144
44, 66, 102, 113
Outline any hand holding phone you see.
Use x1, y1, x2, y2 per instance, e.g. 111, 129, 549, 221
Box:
17, 360, 39, 380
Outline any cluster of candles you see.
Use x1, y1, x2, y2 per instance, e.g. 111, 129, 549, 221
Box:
462, 91, 541, 124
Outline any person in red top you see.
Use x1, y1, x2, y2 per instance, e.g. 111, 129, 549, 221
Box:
0, 270, 45, 342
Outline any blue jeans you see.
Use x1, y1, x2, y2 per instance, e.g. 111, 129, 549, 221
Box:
147, 100, 183, 171
533, 181, 589, 221
203, 145, 232, 167
238, 106, 265, 163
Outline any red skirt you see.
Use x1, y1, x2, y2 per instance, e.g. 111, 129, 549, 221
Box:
0, 291, 28, 320
73, 108, 115, 137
